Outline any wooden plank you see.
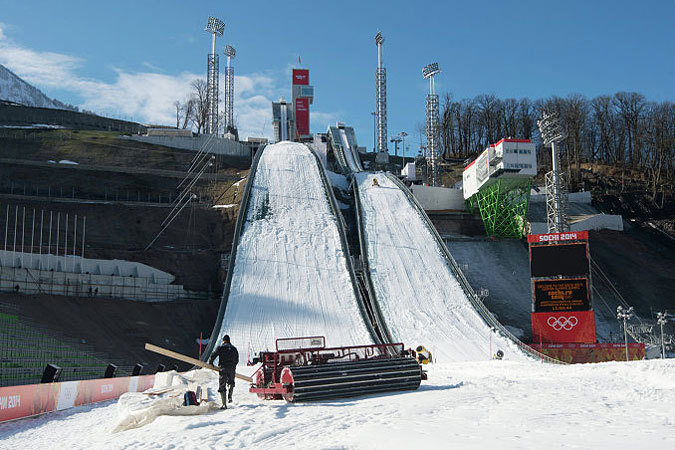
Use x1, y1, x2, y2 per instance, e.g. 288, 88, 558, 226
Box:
145, 343, 252, 382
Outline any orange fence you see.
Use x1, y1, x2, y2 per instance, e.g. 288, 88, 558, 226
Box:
0, 374, 154, 423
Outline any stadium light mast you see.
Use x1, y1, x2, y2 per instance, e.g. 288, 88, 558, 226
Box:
374, 32, 389, 162
224, 44, 236, 136
423, 62, 441, 186
537, 111, 569, 233
205, 16, 225, 135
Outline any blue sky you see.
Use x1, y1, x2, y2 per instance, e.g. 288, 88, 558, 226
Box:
1, 0, 673, 151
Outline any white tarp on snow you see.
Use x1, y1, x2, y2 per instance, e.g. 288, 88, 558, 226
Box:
215, 142, 374, 361
355, 172, 527, 362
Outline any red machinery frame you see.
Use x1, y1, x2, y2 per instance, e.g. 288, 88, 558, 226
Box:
249, 336, 409, 400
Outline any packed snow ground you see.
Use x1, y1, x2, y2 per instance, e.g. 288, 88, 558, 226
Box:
356, 173, 527, 362
2, 359, 673, 449
215, 142, 374, 361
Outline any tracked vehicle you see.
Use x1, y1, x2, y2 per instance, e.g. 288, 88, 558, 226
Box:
249, 336, 424, 402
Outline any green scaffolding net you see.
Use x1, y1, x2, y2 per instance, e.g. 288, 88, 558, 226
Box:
469, 178, 531, 238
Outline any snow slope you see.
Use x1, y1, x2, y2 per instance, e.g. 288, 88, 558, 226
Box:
0, 64, 73, 110
213, 142, 374, 361
2, 359, 673, 449
337, 127, 362, 172
355, 172, 527, 362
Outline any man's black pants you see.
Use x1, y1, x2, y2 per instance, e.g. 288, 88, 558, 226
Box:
218, 367, 236, 393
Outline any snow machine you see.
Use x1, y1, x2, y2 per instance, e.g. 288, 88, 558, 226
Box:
248, 336, 424, 402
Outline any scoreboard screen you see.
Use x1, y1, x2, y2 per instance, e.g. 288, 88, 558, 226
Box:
533, 278, 590, 312
530, 243, 589, 278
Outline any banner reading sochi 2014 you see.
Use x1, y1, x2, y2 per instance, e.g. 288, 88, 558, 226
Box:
531, 310, 596, 343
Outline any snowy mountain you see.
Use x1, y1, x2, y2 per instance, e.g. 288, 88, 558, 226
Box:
0, 64, 76, 111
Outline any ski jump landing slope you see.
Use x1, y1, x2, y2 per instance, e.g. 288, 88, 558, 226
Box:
329, 126, 363, 173
208, 142, 376, 361
355, 172, 527, 362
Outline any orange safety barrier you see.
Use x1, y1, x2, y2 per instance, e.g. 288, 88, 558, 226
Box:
0, 374, 155, 423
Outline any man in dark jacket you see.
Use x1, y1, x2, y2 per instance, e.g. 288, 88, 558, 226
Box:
208, 334, 239, 409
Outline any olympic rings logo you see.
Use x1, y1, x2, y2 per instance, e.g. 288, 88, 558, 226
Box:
547, 316, 578, 331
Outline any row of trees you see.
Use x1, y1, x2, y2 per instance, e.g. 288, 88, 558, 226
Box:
438, 92, 674, 198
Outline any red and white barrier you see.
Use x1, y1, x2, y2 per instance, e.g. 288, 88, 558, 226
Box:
0, 374, 155, 423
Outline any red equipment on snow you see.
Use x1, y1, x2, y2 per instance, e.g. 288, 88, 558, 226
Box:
248, 336, 425, 402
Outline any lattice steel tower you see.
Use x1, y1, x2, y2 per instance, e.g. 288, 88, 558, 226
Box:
423, 62, 441, 186
374, 32, 388, 156
537, 111, 569, 232
205, 17, 225, 135
224, 45, 236, 135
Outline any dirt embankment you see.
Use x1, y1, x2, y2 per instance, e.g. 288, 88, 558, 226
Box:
0, 129, 252, 370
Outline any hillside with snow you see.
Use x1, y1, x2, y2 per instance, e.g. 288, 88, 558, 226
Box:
0, 64, 75, 110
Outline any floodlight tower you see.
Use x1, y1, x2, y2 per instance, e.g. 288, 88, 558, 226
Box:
423, 62, 441, 186
374, 32, 389, 162
224, 44, 236, 135
205, 16, 225, 135
537, 111, 569, 232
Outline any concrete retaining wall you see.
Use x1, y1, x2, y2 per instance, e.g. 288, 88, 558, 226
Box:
123, 135, 253, 157
529, 214, 624, 234
410, 185, 465, 211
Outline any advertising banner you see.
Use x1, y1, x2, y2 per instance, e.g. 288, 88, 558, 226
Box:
292, 69, 309, 85
533, 278, 590, 312
532, 310, 596, 344
295, 97, 309, 136
0, 374, 155, 423
530, 343, 645, 363
527, 231, 589, 244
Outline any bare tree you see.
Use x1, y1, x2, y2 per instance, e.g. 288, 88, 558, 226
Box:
174, 100, 182, 128
189, 79, 209, 134
562, 94, 589, 186
613, 91, 646, 166
502, 98, 518, 138
181, 98, 194, 129
476, 94, 503, 148
517, 98, 534, 139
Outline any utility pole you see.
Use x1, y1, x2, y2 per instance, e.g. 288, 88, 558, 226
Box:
400, 131, 408, 169
617, 306, 634, 362
390, 136, 402, 157
657, 312, 667, 359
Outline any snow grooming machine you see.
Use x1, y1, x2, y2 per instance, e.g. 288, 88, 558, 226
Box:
249, 336, 425, 402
